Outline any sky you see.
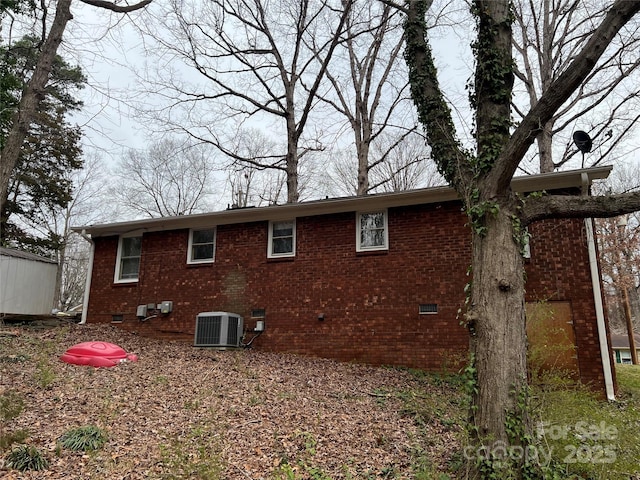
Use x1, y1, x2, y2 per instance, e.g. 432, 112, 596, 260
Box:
64, 3, 150, 156
61, 1, 639, 193
63, 1, 475, 167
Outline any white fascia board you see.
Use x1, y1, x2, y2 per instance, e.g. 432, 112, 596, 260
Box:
72, 166, 612, 238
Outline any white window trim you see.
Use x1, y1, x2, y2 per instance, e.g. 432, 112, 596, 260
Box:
267, 219, 296, 258
114, 233, 142, 284
356, 210, 389, 252
187, 227, 216, 264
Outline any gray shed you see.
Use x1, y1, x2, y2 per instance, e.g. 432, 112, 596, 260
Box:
0, 247, 57, 316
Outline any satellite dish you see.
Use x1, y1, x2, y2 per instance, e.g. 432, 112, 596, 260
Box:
573, 130, 593, 153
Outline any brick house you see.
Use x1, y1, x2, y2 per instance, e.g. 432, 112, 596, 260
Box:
74, 166, 616, 398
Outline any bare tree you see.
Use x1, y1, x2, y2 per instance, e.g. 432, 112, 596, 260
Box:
112, 138, 219, 218
316, 0, 420, 195
0, 0, 153, 217
368, 130, 442, 192
595, 166, 640, 361
512, 0, 640, 173
11, 152, 114, 309
136, 0, 353, 203
329, 130, 441, 195
598, 214, 640, 333
403, 0, 640, 476
56, 154, 114, 310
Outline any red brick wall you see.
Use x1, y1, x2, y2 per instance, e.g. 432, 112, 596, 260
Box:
86, 201, 610, 391
526, 217, 612, 392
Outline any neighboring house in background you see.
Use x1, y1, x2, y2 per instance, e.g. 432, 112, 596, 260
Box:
73, 166, 617, 398
611, 333, 640, 364
0, 247, 57, 316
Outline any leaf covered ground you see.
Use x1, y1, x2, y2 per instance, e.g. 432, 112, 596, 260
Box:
0, 322, 463, 479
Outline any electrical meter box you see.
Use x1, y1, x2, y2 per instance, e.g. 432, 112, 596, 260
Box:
160, 301, 173, 314
136, 305, 148, 317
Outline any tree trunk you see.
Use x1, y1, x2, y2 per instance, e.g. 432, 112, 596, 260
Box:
536, 120, 554, 173
356, 141, 370, 196
0, 0, 73, 217
285, 149, 299, 203
468, 205, 529, 458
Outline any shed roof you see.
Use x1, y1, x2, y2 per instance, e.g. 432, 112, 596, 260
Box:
72, 165, 612, 238
0, 247, 57, 264
610, 333, 640, 349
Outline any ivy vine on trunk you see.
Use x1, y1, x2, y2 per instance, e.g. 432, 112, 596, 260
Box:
403, 0, 640, 477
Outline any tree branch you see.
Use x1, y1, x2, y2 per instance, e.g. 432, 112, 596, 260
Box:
403, 0, 471, 192
79, 0, 153, 13
522, 191, 640, 225
489, 0, 640, 192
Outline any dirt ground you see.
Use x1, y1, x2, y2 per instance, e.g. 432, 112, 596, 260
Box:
0, 322, 461, 479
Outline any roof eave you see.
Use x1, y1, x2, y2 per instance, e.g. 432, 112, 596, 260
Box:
72, 165, 613, 238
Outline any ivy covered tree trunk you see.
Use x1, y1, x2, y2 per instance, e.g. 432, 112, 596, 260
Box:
404, 1, 640, 477
468, 203, 529, 449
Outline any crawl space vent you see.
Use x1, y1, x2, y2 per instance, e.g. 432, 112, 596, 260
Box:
194, 312, 244, 347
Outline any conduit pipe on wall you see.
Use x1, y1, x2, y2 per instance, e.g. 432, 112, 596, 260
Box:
78, 229, 95, 325
582, 173, 615, 400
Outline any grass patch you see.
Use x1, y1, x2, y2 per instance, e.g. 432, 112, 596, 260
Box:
396, 365, 640, 480
0, 390, 25, 451
616, 364, 640, 397
4, 444, 49, 471
159, 425, 223, 479
58, 425, 108, 452
33, 360, 57, 389
532, 365, 640, 480
394, 373, 466, 478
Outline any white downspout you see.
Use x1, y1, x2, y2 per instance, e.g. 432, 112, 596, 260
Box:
582, 173, 615, 400
585, 217, 615, 400
78, 229, 94, 325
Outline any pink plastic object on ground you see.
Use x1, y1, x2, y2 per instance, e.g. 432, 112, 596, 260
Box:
60, 341, 138, 368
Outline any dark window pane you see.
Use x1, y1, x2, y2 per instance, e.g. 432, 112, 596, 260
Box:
273, 221, 293, 237
122, 237, 141, 256
120, 258, 140, 279
273, 237, 293, 254
193, 244, 214, 260
193, 229, 214, 244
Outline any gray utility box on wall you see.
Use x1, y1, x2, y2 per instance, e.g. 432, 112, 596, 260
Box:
194, 312, 244, 348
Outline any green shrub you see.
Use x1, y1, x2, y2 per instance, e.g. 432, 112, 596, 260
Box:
58, 425, 107, 452
4, 444, 49, 471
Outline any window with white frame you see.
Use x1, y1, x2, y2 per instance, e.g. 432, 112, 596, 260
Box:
115, 235, 142, 283
268, 220, 295, 258
188, 228, 216, 264
357, 211, 388, 251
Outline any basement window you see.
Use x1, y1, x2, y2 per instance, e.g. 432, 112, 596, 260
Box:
419, 304, 438, 314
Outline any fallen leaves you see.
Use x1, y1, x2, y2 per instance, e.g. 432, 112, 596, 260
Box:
0, 323, 462, 478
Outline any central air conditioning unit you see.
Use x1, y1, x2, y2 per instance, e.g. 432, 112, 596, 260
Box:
194, 312, 243, 348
